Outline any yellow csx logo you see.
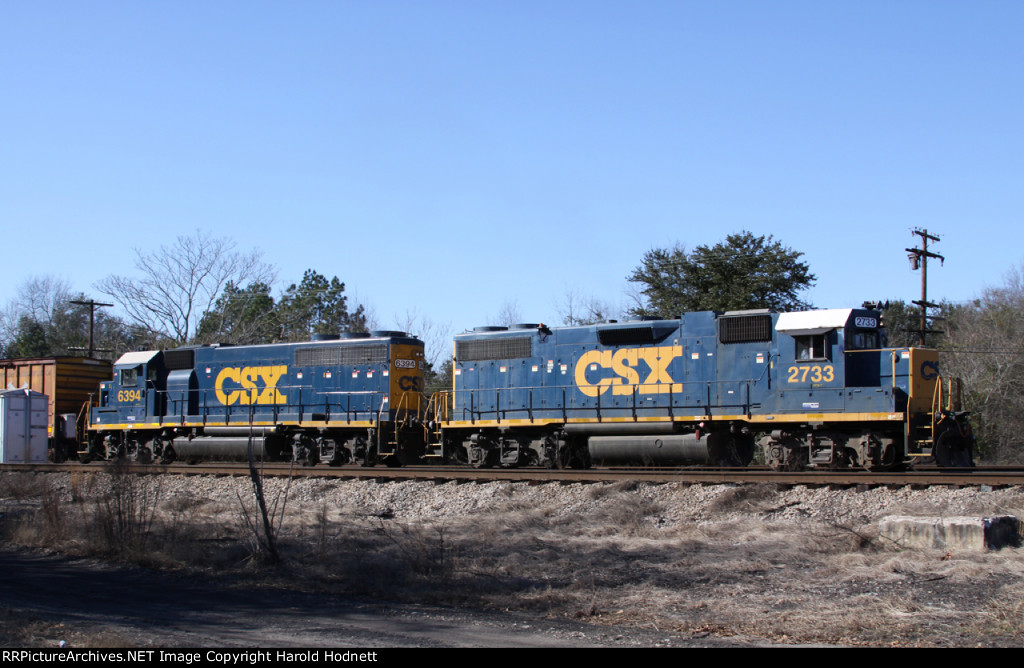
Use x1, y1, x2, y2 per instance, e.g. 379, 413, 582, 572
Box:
574, 346, 683, 397
215, 365, 288, 405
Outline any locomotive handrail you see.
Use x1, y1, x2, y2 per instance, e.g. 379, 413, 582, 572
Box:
754, 357, 772, 385
932, 374, 964, 416
424, 390, 450, 423
121, 385, 392, 427
376, 395, 387, 454
891, 350, 898, 388
77, 395, 93, 449
447, 377, 758, 423
388, 389, 427, 426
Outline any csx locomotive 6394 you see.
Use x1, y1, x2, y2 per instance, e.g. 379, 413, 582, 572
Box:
87, 307, 974, 470
87, 332, 427, 465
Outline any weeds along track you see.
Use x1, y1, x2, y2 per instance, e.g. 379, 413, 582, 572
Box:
3, 466, 1024, 646
3, 462, 1023, 488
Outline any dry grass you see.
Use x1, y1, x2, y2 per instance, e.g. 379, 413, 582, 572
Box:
0, 470, 240, 568
2, 472, 1023, 646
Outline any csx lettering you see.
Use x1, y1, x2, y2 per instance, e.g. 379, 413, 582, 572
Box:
398, 375, 424, 392
215, 365, 288, 405
574, 346, 683, 397
920, 361, 939, 381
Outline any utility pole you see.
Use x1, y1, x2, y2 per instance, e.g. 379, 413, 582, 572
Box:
905, 229, 944, 346
69, 299, 114, 358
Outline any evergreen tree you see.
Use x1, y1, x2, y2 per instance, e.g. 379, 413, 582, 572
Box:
276, 270, 367, 341
5, 316, 50, 358
627, 231, 815, 316
196, 281, 277, 345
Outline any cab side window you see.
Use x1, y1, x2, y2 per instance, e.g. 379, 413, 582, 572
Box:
120, 367, 139, 386
795, 335, 826, 361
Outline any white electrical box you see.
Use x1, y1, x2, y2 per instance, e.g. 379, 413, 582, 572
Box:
0, 389, 49, 463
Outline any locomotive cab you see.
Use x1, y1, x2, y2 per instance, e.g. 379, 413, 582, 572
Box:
88, 350, 168, 461
92, 351, 167, 425
764, 308, 972, 469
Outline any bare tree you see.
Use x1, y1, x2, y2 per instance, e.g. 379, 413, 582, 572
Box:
489, 299, 523, 328
346, 287, 379, 332
943, 266, 1024, 463
392, 308, 453, 371
97, 231, 276, 345
1, 276, 139, 358
555, 287, 618, 326
1, 276, 73, 344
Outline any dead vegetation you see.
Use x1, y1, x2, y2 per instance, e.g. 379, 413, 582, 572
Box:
2, 471, 1023, 647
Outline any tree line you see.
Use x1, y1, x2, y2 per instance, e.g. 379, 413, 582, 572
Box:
2, 229, 1021, 463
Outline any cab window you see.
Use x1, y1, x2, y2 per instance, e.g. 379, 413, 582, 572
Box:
795, 335, 827, 361
849, 330, 879, 350
120, 367, 139, 386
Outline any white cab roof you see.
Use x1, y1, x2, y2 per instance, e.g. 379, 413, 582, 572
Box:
114, 350, 159, 366
775, 309, 853, 335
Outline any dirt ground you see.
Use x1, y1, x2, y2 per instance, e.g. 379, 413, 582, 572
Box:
1, 470, 1023, 648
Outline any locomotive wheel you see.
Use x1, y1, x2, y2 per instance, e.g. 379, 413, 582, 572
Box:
767, 445, 807, 472
358, 448, 378, 467
134, 446, 153, 465
863, 441, 902, 472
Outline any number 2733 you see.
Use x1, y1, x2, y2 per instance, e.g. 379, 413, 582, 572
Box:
787, 365, 834, 383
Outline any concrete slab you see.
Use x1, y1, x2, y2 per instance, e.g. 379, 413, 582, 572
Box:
879, 515, 1021, 551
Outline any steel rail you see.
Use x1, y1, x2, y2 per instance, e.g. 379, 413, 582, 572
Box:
3, 462, 1023, 487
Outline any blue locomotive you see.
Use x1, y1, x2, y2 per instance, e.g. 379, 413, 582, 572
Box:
87, 308, 973, 470
430, 308, 973, 470
87, 332, 427, 465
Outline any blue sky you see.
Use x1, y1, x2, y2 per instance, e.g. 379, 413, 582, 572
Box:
2, 1, 1020, 337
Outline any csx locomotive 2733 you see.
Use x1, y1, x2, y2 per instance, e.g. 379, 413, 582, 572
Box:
87, 307, 973, 470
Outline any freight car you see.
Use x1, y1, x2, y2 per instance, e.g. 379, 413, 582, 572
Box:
426, 308, 973, 470
86, 332, 427, 465
0, 356, 111, 461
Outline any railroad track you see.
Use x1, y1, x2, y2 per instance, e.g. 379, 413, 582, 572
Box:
2, 462, 1023, 487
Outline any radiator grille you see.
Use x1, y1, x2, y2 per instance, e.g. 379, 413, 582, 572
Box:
295, 344, 388, 367
456, 336, 532, 361
719, 314, 773, 344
